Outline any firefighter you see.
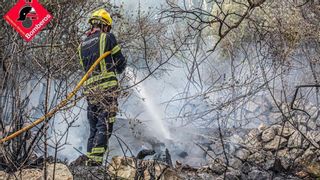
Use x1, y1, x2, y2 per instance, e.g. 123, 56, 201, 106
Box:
78, 9, 126, 165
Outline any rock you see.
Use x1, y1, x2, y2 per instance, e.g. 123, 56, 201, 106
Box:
264, 135, 287, 151
247, 129, 261, 139
234, 148, 250, 161
197, 166, 211, 173
225, 168, 241, 180
298, 125, 307, 134
245, 139, 262, 152
263, 151, 275, 170
286, 176, 302, 180
247, 152, 265, 165
0, 164, 73, 180
293, 114, 308, 125
144, 163, 180, 180
241, 162, 252, 174
270, 158, 287, 173
47, 163, 73, 180
263, 158, 275, 171
306, 120, 317, 130
289, 148, 304, 160
197, 173, 216, 179
213, 175, 224, 180
71, 166, 105, 179
273, 175, 301, 180
294, 147, 318, 171
295, 171, 309, 178
308, 131, 320, 142
14, 169, 43, 179
0, 171, 9, 179
229, 134, 244, 150
281, 126, 295, 138
277, 148, 291, 170
107, 156, 180, 180
309, 106, 318, 120
69, 155, 87, 166
277, 148, 289, 158
108, 156, 136, 179
270, 125, 282, 135
306, 131, 320, 148
301, 139, 311, 150
306, 161, 320, 177
209, 159, 227, 175
258, 123, 267, 132
301, 147, 317, 162
273, 176, 285, 180
271, 124, 296, 138
288, 131, 302, 148
261, 128, 276, 142
251, 0, 268, 6
244, 130, 262, 151
247, 170, 270, 180
230, 158, 242, 169
225, 173, 240, 180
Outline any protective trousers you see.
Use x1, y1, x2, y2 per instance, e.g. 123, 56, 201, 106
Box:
86, 88, 119, 163
87, 103, 113, 152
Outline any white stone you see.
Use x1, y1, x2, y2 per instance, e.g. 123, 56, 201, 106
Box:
261, 128, 276, 142
264, 135, 287, 151
47, 163, 73, 180
234, 148, 251, 161
288, 131, 302, 148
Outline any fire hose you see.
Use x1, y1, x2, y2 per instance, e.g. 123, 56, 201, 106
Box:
0, 51, 112, 144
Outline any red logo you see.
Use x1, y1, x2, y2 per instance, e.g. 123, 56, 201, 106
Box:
4, 0, 53, 42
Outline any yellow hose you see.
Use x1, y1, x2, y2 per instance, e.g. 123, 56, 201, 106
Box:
0, 51, 112, 144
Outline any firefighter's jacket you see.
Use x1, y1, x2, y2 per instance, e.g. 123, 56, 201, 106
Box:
79, 30, 126, 93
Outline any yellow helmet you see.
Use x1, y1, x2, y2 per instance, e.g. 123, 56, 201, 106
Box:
89, 9, 112, 26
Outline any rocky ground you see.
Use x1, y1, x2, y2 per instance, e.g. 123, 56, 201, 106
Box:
0, 163, 72, 180
1, 121, 320, 179
227, 122, 320, 179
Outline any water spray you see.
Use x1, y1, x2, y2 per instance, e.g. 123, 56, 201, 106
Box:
125, 67, 172, 140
